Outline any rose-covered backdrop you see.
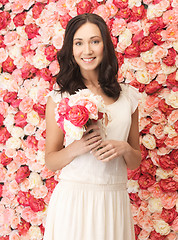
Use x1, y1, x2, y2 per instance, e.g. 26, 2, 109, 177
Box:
0, 0, 177, 239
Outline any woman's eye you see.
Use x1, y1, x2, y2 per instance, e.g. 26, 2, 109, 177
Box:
75, 42, 82, 46
92, 40, 99, 44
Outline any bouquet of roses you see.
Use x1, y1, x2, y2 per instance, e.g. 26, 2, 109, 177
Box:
55, 89, 107, 140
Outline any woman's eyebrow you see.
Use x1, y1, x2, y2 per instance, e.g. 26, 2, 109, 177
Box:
73, 36, 102, 41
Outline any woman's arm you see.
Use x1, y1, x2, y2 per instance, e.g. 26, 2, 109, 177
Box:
45, 96, 102, 172
93, 108, 141, 170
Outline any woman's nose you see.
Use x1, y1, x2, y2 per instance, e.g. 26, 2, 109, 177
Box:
83, 43, 92, 54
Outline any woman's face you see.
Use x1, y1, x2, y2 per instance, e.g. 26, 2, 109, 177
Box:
73, 22, 104, 75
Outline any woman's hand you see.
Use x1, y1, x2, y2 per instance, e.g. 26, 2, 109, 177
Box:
69, 124, 102, 157
92, 140, 131, 162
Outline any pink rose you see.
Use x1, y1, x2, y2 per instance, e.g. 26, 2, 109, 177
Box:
0, 113, 4, 126
66, 105, 89, 127
139, 36, 154, 52
138, 174, 156, 189
2, 57, 16, 73
149, 17, 166, 33
26, 136, 38, 151
124, 42, 140, 58
150, 109, 166, 123
134, 225, 141, 240
163, 48, 177, 67
0, 35, 6, 48
130, 5, 146, 21
167, 71, 178, 89
129, 193, 141, 206
32, 2, 45, 19
21, 42, 35, 58
14, 111, 27, 128
116, 7, 131, 20
150, 30, 164, 45
149, 230, 166, 240
49, 60, 60, 76
0, 184, 3, 198
36, 68, 53, 82
127, 167, 141, 180
15, 165, 30, 184
29, 195, 45, 212
21, 63, 37, 79
77, 0, 92, 15
19, 97, 34, 113
159, 178, 178, 192
59, 13, 72, 29
113, 0, 128, 9
158, 99, 174, 116
44, 45, 57, 61
3, 92, 17, 104
13, 11, 27, 27
25, 23, 40, 39
169, 150, 178, 165
17, 191, 31, 206
161, 24, 178, 41
0, 11, 11, 30
33, 103, 45, 119
161, 207, 177, 224
0, 127, 11, 144
45, 177, 58, 192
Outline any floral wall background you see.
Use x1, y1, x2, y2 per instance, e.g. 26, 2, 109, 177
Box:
0, 0, 177, 239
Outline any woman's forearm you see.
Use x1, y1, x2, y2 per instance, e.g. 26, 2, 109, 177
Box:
123, 145, 141, 170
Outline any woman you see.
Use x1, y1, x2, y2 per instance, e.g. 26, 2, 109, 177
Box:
44, 13, 141, 240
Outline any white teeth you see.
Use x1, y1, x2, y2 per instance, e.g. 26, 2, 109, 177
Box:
82, 58, 94, 62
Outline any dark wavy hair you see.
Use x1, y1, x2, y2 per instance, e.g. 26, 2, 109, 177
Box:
56, 13, 121, 99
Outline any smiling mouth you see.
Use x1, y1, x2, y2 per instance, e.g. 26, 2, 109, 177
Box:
82, 57, 96, 62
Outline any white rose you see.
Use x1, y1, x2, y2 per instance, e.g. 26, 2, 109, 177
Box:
36, 150, 45, 165
11, 126, 24, 138
27, 110, 40, 126
128, 0, 141, 8
156, 168, 173, 180
172, 41, 178, 52
29, 87, 38, 102
29, 172, 43, 189
64, 119, 84, 141
153, 220, 171, 235
0, 48, 8, 63
118, 28, 132, 47
164, 125, 177, 138
28, 226, 42, 240
4, 114, 14, 131
135, 70, 151, 84
148, 198, 163, 213
142, 134, 156, 150
8, 45, 21, 60
127, 180, 139, 193
147, 4, 163, 19
33, 53, 50, 69
165, 91, 178, 108
140, 49, 154, 63
160, 62, 177, 75
6, 137, 22, 149
0, 72, 13, 90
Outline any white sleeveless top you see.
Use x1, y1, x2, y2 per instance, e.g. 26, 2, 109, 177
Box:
48, 84, 140, 185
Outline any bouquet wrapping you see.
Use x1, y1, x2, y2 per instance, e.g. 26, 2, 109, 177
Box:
55, 89, 108, 140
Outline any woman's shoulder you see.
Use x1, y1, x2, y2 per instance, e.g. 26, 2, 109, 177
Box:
47, 84, 70, 103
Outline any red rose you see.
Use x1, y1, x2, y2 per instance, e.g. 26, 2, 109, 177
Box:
150, 30, 164, 45
0, 0, 9, 4
174, 121, 178, 133
155, 136, 167, 148
130, 5, 146, 21
36, 68, 53, 81
56, 98, 70, 116
32, 2, 45, 19
90, 0, 100, 12
11, 99, 22, 108
140, 144, 148, 160
0, 114, 4, 126
127, 167, 141, 180
130, 80, 145, 92
17, 218, 31, 236
60, 14, 72, 29
44, 45, 57, 61
111, 35, 118, 48
162, 48, 177, 66
145, 80, 163, 95
15, 165, 30, 184
0, 127, 11, 144
159, 155, 177, 170
149, 17, 166, 33
161, 207, 177, 224
0, 184, 3, 198
33, 103, 46, 119
39, 224, 45, 235
167, 71, 178, 87
14, 111, 27, 128
42, 130, 46, 138
21, 41, 35, 58
66, 105, 89, 127
0, 35, 6, 48
13, 12, 27, 27
132, 30, 144, 42
139, 36, 154, 52
169, 150, 178, 164
77, 0, 92, 15
21, 63, 37, 79
116, 8, 131, 20
141, 158, 157, 176
116, 52, 124, 68
124, 42, 140, 58
0, 151, 13, 166
129, 193, 141, 206
134, 225, 141, 240
159, 178, 178, 192
149, 230, 166, 240
0, 11, 11, 30
2, 57, 16, 73
17, 191, 31, 206
138, 173, 156, 189
158, 99, 174, 116
140, 123, 153, 135
3, 91, 17, 104
29, 195, 45, 212
25, 23, 40, 39
45, 177, 58, 192
0, 236, 9, 240
113, 0, 128, 9
26, 136, 38, 151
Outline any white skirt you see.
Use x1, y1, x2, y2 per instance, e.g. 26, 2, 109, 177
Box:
43, 180, 135, 240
